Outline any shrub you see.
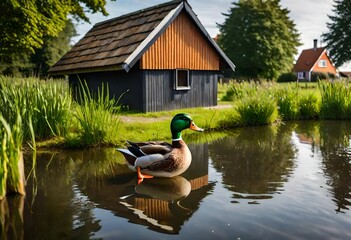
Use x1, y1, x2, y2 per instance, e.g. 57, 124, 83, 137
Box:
311, 72, 330, 82
277, 72, 297, 83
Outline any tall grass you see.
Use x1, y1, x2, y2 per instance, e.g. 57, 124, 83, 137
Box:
235, 92, 278, 126
73, 81, 121, 146
0, 77, 71, 140
319, 81, 351, 119
0, 114, 25, 199
221, 81, 259, 101
220, 80, 351, 126
276, 84, 300, 120
299, 93, 320, 119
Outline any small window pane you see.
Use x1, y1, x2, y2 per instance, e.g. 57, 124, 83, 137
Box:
298, 72, 304, 79
175, 69, 190, 90
319, 60, 327, 67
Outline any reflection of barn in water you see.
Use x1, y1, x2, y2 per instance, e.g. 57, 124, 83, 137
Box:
77, 143, 213, 234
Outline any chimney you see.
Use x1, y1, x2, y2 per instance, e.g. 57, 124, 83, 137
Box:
313, 39, 318, 50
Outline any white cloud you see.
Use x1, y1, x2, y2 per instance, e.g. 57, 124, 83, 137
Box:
280, 0, 334, 55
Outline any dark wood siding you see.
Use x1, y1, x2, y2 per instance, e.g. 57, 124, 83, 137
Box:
69, 67, 144, 111
143, 70, 218, 112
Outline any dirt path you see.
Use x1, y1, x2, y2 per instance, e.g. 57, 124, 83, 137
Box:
120, 116, 169, 123
120, 105, 232, 123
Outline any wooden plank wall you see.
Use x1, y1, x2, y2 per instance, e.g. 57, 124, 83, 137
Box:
69, 69, 144, 111
141, 12, 219, 70
143, 70, 218, 112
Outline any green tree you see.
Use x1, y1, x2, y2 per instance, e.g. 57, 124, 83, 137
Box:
322, 0, 351, 67
0, 20, 77, 77
31, 20, 77, 77
0, 0, 113, 60
217, 0, 300, 80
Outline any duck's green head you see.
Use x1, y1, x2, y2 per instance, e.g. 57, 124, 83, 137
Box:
170, 113, 203, 140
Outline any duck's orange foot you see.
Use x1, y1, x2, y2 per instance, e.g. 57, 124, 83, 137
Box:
136, 167, 154, 184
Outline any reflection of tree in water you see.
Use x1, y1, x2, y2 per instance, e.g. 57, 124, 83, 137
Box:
209, 124, 296, 201
318, 121, 351, 213
23, 149, 124, 239
294, 121, 320, 154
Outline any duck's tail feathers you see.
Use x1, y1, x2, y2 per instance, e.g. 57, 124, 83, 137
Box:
128, 145, 146, 157
117, 149, 137, 166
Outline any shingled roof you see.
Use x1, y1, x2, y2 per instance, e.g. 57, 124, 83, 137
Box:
49, 0, 235, 75
293, 47, 326, 72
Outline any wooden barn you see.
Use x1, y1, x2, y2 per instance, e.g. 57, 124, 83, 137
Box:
49, 0, 235, 112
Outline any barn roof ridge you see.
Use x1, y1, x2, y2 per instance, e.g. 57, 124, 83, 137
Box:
94, 0, 184, 28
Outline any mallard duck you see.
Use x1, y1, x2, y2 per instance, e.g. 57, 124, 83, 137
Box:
117, 113, 203, 182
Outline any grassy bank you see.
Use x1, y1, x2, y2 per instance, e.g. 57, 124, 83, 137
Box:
1, 76, 351, 149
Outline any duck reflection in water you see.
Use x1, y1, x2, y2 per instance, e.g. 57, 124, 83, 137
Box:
72, 143, 211, 234
119, 176, 194, 232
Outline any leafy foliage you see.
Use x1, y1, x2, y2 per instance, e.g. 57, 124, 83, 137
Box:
277, 72, 297, 83
0, 0, 113, 60
31, 20, 77, 77
0, 20, 77, 77
217, 0, 301, 80
322, 0, 351, 67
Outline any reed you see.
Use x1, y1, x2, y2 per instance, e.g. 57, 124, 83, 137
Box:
299, 93, 320, 119
0, 114, 25, 199
275, 84, 300, 120
73, 81, 121, 146
319, 81, 351, 119
235, 93, 278, 126
221, 81, 259, 101
0, 77, 71, 140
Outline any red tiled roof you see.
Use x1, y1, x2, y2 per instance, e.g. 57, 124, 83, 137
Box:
293, 47, 325, 72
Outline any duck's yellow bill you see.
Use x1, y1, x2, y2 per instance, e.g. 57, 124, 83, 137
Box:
190, 121, 204, 132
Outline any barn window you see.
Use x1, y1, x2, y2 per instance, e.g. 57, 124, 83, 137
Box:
175, 69, 190, 90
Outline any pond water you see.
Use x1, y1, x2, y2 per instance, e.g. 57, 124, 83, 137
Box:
2, 121, 351, 239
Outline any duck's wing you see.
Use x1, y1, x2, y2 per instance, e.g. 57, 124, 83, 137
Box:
127, 140, 172, 156
127, 140, 172, 148
135, 153, 172, 169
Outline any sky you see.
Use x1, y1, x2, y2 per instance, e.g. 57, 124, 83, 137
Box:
73, 0, 335, 60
